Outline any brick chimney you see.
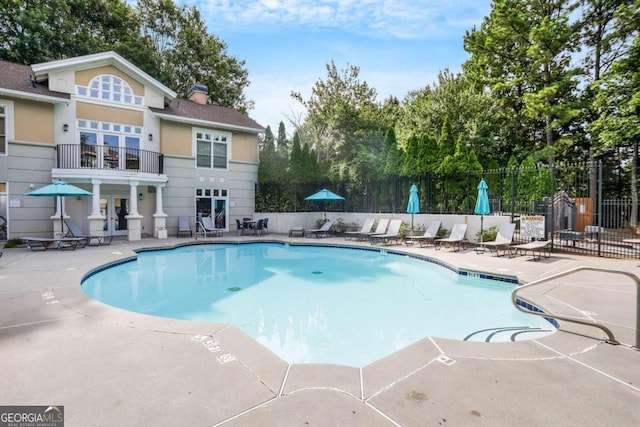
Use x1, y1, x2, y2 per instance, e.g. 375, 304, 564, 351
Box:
187, 83, 208, 105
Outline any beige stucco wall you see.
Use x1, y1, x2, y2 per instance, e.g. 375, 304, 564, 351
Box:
76, 102, 143, 126
75, 65, 144, 96
160, 121, 192, 157
14, 100, 54, 143
232, 132, 259, 163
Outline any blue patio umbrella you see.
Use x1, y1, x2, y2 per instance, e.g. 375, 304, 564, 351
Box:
26, 180, 92, 233
406, 184, 420, 232
474, 179, 491, 243
305, 188, 345, 220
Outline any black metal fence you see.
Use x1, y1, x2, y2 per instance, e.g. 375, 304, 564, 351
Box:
56, 144, 164, 174
256, 161, 640, 258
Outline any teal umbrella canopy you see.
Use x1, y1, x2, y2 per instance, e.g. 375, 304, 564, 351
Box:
26, 180, 92, 198
305, 189, 344, 220
474, 179, 490, 216
304, 188, 345, 201
26, 180, 92, 233
407, 184, 420, 214
474, 179, 490, 243
407, 184, 420, 232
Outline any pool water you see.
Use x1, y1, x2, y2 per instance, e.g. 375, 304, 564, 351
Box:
82, 243, 556, 367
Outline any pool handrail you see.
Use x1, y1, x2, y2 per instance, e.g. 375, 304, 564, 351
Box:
511, 266, 640, 350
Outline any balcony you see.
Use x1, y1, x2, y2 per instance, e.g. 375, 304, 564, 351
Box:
56, 144, 164, 174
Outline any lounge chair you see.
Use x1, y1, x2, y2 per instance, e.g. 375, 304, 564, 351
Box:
177, 215, 193, 237
344, 218, 374, 240
435, 223, 468, 252
197, 216, 222, 238
23, 236, 87, 251
288, 226, 305, 237
370, 219, 403, 246
508, 240, 552, 261
475, 223, 516, 256
307, 220, 334, 238
64, 219, 112, 246
404, 220, 441, 247
357, 218, 389, 240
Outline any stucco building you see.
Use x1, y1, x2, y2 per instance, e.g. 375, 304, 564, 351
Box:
0, 51, 263, 241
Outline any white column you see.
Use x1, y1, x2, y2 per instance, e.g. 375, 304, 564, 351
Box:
91, 180, 101, 216
155, 184, 165, 215
129, 181, 139, 215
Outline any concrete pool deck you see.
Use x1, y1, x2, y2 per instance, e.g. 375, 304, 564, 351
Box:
1, 235, 639, 426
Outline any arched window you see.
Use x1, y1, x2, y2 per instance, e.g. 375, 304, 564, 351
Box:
76, 75, 143, 106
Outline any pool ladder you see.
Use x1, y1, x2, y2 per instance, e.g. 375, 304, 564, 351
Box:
511, 266, 640, 350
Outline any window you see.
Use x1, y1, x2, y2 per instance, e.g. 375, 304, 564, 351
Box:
195, 131, 228, 169
76, 75, 143, 106
0, 105, 5, 154
78, 120, 142, 169
196, 188, 228, 230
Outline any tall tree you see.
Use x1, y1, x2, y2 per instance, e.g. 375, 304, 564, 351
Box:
291, 60, 380, 168
589, 3, 640, 227
464, 0, 582, 163
136, 0, 251, 112
276, 121, 288, 155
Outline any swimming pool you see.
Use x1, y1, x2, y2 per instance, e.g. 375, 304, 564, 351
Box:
82, 243, 556, 367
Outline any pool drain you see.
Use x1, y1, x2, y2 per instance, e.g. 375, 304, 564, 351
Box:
227, 287, 242, 292
312, 271, 323, 275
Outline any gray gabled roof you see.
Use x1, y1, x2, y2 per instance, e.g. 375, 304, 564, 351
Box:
151, 99, 264, 133
0, 60, 70, 102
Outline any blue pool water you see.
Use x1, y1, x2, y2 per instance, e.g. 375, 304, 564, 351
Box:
82, 243, 556, 367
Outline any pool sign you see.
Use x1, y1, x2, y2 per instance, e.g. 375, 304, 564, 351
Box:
520, 215, 545, 239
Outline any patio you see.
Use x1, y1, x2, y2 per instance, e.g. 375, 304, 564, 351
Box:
0, 234, 639, 426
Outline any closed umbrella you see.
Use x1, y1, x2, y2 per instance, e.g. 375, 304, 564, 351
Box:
474, 179, 491, 243
406, 184, 420, 233
305, 188, 345, 220
26, 180, 93, 233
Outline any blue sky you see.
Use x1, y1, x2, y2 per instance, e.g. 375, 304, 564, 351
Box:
179, 0, 492, 132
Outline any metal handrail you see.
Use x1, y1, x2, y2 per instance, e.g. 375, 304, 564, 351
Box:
511, 266, 640, 349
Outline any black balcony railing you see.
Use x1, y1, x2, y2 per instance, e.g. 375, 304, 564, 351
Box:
56, 144, 164, 174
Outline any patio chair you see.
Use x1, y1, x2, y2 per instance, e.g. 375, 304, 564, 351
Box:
475, 223, 516, 256
262, 218, 269, 234
307, 220, 334, 238
64, 218, 112, 246
370, 219, 403, 246
404, 220, 441, 247
343, 218, 374, 240
177, 215, 193, 237
235, 219, 248, 236
253, 219, 266, 235
198, 216, 222, 238
435, 223, 468, 252
357, 218, 389, 240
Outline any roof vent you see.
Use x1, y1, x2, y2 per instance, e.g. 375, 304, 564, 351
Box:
187, 84, 208, 105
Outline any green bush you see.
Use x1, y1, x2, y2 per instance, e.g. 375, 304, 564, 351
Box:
476, 225, 497, 242
3, 238, 24, 248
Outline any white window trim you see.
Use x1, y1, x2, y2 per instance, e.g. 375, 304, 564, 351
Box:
193, 128, 231, 170
76, 74, 144, 107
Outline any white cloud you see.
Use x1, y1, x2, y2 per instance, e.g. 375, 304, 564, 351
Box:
187, 0, 488, 39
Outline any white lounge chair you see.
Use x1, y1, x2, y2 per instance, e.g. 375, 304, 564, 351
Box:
64, 219, 112, 246
344, 218, 374, 240
509, 240, 551, 261
404, 220, 441, 247
435, 224, 468, 252
357, 218, 389, 240
370, 219, 403, 246
197, 216, 222, 238
307, 220, 334, 238
475, 223, 516, 256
